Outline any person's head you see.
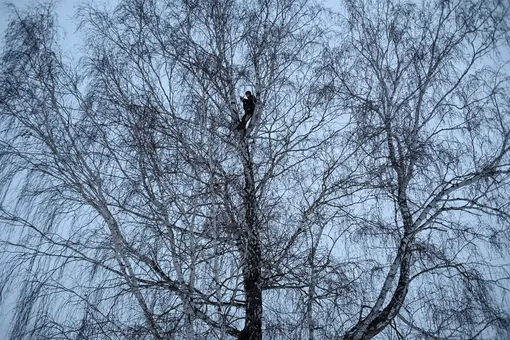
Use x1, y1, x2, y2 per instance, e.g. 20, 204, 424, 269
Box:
245, 91, 252, 97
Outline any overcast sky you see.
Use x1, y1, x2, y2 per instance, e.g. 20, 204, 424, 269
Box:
0, 0, 341, 47
1, 0, 80, 47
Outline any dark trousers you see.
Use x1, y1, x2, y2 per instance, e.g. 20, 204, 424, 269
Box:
237, 109, 254, 131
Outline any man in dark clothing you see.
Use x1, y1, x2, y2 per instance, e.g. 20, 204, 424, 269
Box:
237, 91, 257, 131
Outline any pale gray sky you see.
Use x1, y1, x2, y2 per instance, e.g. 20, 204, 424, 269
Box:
1, 0, 80, 47
0, 0, 341, 47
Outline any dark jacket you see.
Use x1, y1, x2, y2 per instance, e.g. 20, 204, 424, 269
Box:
241, 95, 257, 112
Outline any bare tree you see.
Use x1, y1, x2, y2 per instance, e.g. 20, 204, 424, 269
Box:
0, 0, 509, 339
326, 0, 510, 339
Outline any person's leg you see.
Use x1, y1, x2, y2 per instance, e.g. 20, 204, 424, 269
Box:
237, 110, 252, 130
242, 111, 252, 126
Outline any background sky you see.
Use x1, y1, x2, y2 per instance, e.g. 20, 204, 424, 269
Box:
0, 0, 341, 32
1, 1, 77, 33
0, 0, 341, 48
1, 0, 80, 52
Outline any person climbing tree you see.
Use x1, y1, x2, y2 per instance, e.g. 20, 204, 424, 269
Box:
237, 91, 258, 131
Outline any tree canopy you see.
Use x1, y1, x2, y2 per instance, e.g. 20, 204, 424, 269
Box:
1, 0, 509, 339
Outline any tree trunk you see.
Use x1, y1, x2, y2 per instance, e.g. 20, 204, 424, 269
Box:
239, 141, 263, 340
239, 239, 262, 340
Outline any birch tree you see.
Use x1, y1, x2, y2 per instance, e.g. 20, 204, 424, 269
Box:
0, 0, 509, 339
327, 0, 510, 338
